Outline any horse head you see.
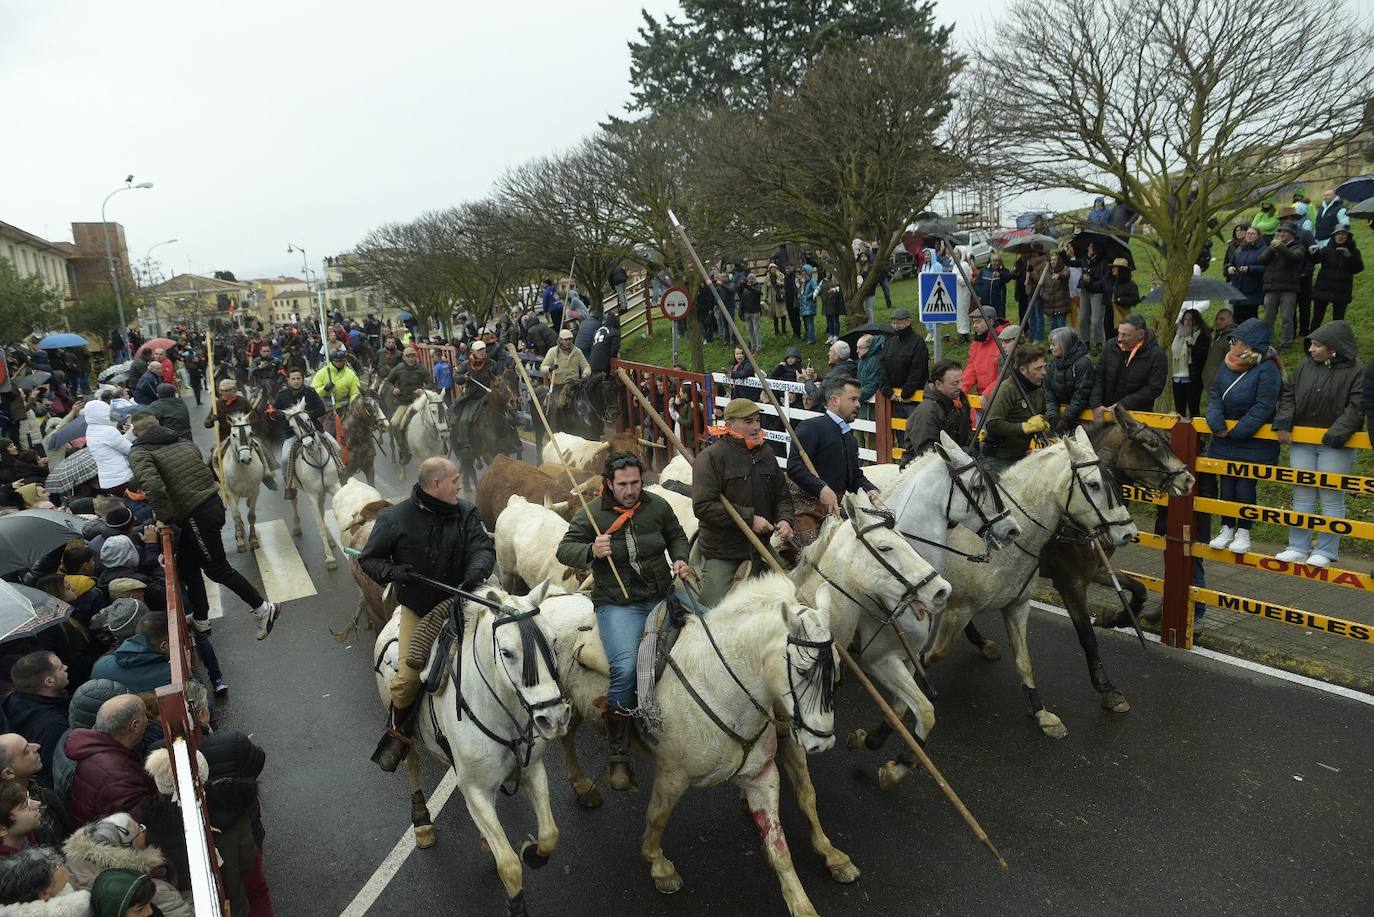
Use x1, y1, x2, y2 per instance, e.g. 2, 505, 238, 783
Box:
1101, 404, 1195, 497
1064, 428, 1139, 546
838, 491, 951, 613
282, 401, 316, 447
227, 411, 257, 464
473, 580, 571, 741
418, 391, 449, 440
932, 431, 1022, 548
779, 600, 836, 754
359, 391, 390, 431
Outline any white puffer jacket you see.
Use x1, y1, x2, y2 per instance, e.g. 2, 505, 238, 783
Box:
81, 400, 133, 489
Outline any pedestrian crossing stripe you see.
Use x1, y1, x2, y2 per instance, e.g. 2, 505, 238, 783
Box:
253, 518, 318, 603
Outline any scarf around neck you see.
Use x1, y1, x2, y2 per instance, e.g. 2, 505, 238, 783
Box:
707, 424, 767, 450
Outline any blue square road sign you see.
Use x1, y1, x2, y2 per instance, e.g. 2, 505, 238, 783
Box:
918, 272, 959, 323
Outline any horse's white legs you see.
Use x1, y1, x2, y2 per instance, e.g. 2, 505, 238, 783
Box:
309, 487, 337, 570
402, 749, 434, 848
640, 769, 691, 894
465, 787, 526, 909
246, 485, 259, 550
861, 648, 936, 741
1002, 599, 1066, 738
518, 758, 559, 867
289, 491, 303, 537
227, 493, 246, 553
740, 757, 820, 917
775, 734, 859, 883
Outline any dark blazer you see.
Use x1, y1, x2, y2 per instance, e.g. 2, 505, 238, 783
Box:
787, 412, 875, 499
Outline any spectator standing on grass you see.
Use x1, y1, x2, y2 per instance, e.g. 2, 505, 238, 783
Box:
1170, 308, 1212, 419
1205, 318, 1282, 556
1202, 307, 1235, 390
1039, 252, 1072, 333
1272, 321, 1365, 567
1091, 314, 1167, 419
798, 265, 818, 344
1309, 227, 1364, 328
1227, 227, 1267, 324
1044, 327, 1095, 432
1251, 201, 1279, 240
739, 273, 764, 351
975, 255, 1013, 321
1102, 258, 1140, 338
1258, 222, 1306, 349
855, 334, 886, 421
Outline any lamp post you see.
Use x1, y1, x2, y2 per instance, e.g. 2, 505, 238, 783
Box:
100, 177, 154, 338
142, 238, 177, 336
287, 243, 328, 360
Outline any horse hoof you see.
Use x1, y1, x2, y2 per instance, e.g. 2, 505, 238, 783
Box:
653, 872, 684, 895
1036, 710, 1068, 739
877, 761, 907, 791
291, 525, 302, 537
1103, 692, 1131, 714
506, 891, 528, 917
573, 780, 603, 809
250, 537, 260, 549
828, 858, 861, 884
235, 542, 246, 554
979, 641, 1001, 661
846, 729, 867, 751
414, 824, 435, 849
520, 838, 550, 869
326, 559, 338, 571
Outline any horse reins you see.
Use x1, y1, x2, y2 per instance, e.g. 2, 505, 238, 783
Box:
893, 445, 1010, 564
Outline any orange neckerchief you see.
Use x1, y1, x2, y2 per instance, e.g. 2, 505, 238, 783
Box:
604, 500, 641, 535
707, 424, 767, 450
1118, 336, 1144, 365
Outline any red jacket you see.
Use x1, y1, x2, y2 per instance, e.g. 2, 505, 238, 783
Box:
63, 729, 157, 826
962, 320, 1011, 400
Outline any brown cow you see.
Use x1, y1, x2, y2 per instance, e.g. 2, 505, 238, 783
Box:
474, 454, 584, 530
538, 463, 602, 497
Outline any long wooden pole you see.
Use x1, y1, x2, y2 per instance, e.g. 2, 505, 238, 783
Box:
507, 344, 628, 600
616, 367, 1006, 869
205, 331, 230, 506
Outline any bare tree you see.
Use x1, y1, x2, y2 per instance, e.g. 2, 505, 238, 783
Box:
713, 35, 966, 314
353, 212, 467, 332
981, 0, 1374, 343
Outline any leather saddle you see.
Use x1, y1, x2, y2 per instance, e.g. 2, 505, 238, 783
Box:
572, 588, 702, 686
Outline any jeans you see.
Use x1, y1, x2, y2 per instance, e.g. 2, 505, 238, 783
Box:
1287, 443, 1356, 559
863, 295, 875, 323
1047, 312, 1067, 331
745, 313, 762, 351
802, 315, 816, 344
1218, 473, 1258, 530
825, 314, 841, 339
596, 600, 659, 707
1262, 291, 1297, 346
1027, 298, 1045, 341
613, 282, 628, 313
879, 274, 893, 310
280, 436, 295, 467
1078, 292, 1105, 344
180, 498, 266, 615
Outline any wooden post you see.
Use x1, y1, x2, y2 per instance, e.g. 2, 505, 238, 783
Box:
616, 367, 1007, 869
1161, 418, 1200, 648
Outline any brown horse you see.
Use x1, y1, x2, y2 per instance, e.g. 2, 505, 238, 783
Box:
454, 372, 524, 494
341, 391, 389, 487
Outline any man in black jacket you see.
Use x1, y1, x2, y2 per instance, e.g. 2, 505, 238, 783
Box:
147, 384, 192, 441
900, 360, 971, 462
1090, 314, 1168, 420
132, 362, 163, 405
608, 264, 628, 313
359, 456, 495, 771
1, 653, 70, 785
881, 309, 929, 419
589, 309, 622, 376
788, 376, 880, 515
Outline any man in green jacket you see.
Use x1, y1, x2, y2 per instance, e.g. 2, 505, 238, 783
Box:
555, 451, 690, 790
127, 412, 281, 640
980, 343, 1050, 478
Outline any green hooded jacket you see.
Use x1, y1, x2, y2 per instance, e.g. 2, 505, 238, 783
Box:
90, 867, 153, 917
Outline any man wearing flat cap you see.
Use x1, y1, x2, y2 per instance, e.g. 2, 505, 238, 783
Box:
540, 327, 591, 414
691, 397, 794, 606
881, 307, 930, 421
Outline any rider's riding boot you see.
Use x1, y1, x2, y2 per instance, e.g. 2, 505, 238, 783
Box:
601, 700, 635, 791
372, 702, 419, 773
396, 413, 412, 464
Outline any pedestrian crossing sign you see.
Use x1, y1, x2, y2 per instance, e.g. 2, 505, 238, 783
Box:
918, 272, 958, 323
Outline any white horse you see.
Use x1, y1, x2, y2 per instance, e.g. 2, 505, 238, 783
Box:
544, 575, 843, 917
876, 429, 1138, 781
398, 390, 450, 476
281, 401, 343, 570
219, 412, 272, 553
373, 581, 571, 917
494, 495, 584, 595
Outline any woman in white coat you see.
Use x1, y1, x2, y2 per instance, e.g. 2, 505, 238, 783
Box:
80, 400, 133, 495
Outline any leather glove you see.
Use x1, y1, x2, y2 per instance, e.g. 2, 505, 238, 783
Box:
391, 564, 416, 586
1022, 415, 1050, 434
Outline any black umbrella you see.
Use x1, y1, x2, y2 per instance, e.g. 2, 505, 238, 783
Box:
995, 234, 1059, 255
0, 582, 74, 644
839, 323, 900, 350
1142, 276, 1245, 303
1334, 174, 1374, 204
907, 215, 957, 240
0, 509, 88, 577
14, 372, 50, 390
1069, 230, 1134, 267
1345, 198, 1374, 218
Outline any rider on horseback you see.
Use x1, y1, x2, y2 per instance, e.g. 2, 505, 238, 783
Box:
272, 368, 331, 500
311, 348, 361, 416
451, 341, 506, 456
386, 346, 435, 465
539, 328, 590, 414
554, 451, 692, 791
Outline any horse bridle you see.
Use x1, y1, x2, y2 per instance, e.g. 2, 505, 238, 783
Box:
453, 603, 566, 772
894, 443, 1011, 564
229, 416, 256, 462
1000, 452, 1126, 548
1110, 432, 1192, 492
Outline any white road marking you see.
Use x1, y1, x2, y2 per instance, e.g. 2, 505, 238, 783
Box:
205, 579, 223, 620
253, 519, 317, 603
338, 769, 459, 917
1029, 600, 1374, 707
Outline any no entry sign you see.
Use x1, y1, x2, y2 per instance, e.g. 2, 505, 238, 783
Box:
659, 286, 690, 321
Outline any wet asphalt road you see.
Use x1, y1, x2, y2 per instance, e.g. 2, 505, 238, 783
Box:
182, 398, 1374, 917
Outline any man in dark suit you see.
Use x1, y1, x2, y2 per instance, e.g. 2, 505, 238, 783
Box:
787, 375, 880, 515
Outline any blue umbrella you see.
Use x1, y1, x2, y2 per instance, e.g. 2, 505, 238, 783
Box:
396, 310, 414, 322
36, 332, 89, 350
1334, 174, 1374, 204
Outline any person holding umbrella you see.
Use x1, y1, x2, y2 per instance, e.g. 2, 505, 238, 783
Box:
1309, 226, 1364, 327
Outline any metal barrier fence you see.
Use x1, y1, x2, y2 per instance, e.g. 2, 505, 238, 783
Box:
155, 527, 227, 915
614, 357, 1371, 659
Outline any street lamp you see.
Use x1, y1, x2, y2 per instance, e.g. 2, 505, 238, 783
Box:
100, 177, 154, 337
143, 238, 178, 336
288, 243, 328, 355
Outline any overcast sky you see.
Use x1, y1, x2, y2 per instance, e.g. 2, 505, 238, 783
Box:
2, 0, 1024, 280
